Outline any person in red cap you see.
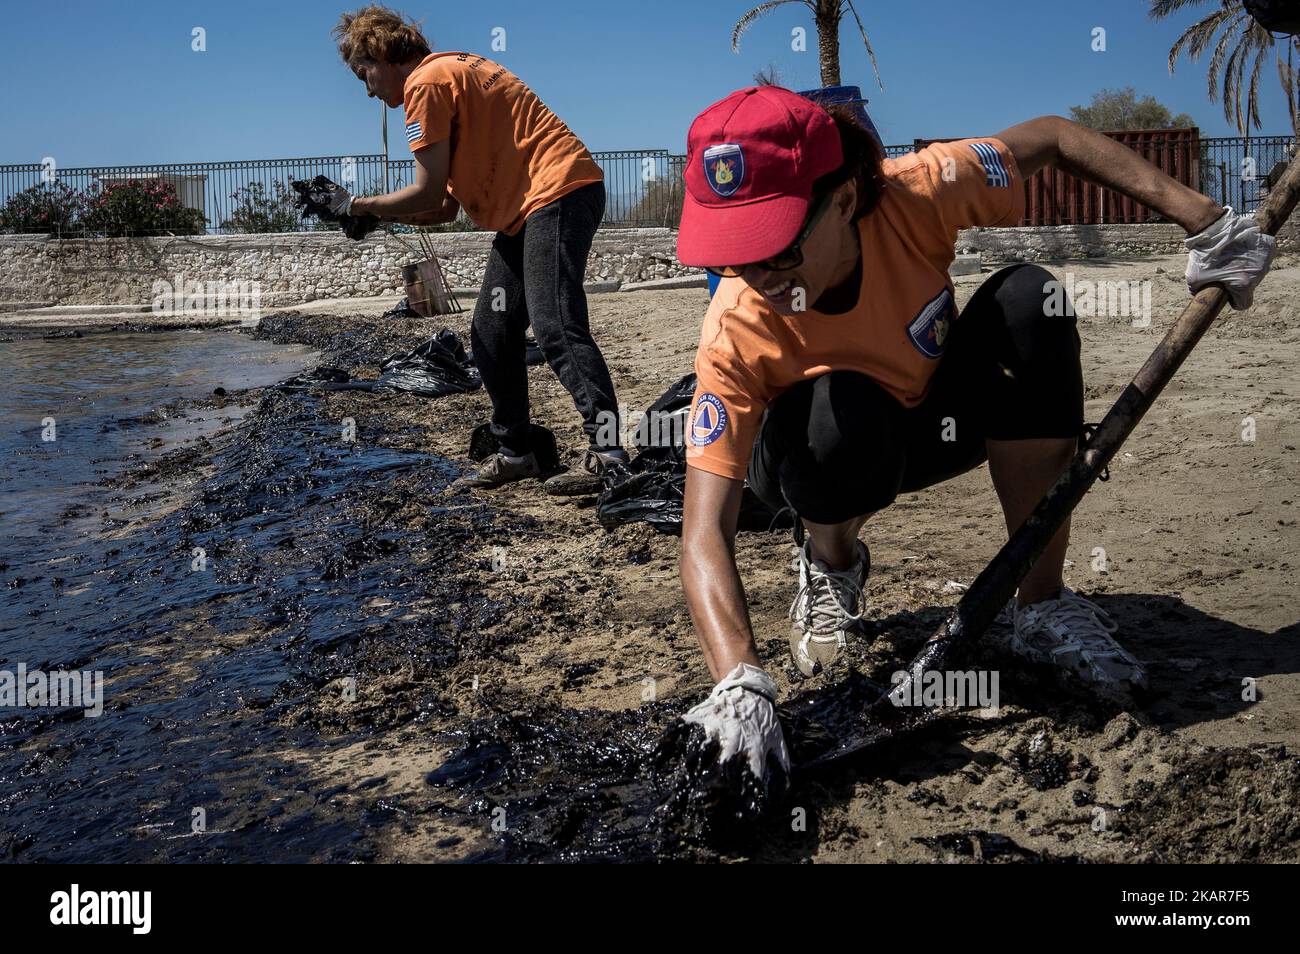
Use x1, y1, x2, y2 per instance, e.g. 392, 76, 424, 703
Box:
676, 85, 1276, 783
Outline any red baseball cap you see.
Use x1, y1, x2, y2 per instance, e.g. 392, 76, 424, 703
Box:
677, 85, 843, 268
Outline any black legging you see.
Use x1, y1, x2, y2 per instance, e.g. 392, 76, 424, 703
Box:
469, 181, 621, 455
749, 263, 1084, 525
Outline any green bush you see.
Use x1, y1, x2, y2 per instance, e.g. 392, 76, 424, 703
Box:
82, 179, 207, 236
0, 182, 87, 234
220, 181, 303, 233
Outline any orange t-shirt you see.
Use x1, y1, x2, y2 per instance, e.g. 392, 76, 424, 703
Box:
402, 52, 604, 234
685, 137, 1025, 481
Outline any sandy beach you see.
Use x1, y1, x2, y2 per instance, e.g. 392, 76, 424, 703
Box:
249, 250, 1300, 861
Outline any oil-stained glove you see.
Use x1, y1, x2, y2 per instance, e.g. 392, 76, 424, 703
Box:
291, 176, 379, 242
682, 662, 790, 783
1185, 206, 1276, 309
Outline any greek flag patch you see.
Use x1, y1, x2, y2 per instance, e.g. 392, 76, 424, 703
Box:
405, 120, 423, 144
970, 141, 1009, 188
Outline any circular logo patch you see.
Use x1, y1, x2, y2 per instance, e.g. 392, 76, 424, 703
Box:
689, 393, 728, 446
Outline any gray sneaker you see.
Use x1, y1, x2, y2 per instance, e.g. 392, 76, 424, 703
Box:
543, 447, 628, 497
788, 539, 869, 677
450, 451, 541, 491
1007, 587, 1148, 702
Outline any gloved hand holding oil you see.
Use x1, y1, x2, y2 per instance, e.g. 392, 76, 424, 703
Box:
291, 175, 379, 241
682, 662, 791, 787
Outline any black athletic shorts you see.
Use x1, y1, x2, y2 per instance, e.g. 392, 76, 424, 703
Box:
748, 263, 1083, 525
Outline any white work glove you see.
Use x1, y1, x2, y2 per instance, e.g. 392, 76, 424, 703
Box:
682, 662, 790, 782
1185, 206, 1276, 309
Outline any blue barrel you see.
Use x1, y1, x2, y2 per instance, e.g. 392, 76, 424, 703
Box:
798, 85, 884, 150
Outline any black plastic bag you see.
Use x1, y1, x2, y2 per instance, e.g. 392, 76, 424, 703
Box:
630, 371, 696, 464
595, 373, 791, 535
595, 461, 789, 536
374, 330, 481, 397
381, 297, 422, 320
277, 366, 376, 393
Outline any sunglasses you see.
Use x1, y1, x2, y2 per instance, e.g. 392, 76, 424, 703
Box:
705, 189, 835, 279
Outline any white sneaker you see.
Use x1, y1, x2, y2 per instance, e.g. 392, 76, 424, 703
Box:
1007, 587, 1148, 701
788, 540, 869, 677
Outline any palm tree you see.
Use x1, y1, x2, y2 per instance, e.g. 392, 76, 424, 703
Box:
1150, 0, 1299, 136
732, 0, 883, 91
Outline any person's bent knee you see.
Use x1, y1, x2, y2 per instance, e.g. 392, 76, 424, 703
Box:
762, 372, 906, 522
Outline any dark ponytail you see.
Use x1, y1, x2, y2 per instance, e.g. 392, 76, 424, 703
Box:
813, 105, 887, 220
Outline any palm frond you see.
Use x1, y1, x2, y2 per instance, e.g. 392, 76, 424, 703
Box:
1247, 43, 1268, 131
1223, 37, 1248, 132
1148, 0, 1226, 20
1205, 13, 1246, 96
732, 0, 800, 52
1279, 43, 1299, 136
1167, 8, 1234, 73
842, 0, 884, 90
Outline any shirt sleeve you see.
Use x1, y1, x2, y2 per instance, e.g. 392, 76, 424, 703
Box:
403, 83, 454, 152
913, 138, 1025, 231
683, 345, 767, 483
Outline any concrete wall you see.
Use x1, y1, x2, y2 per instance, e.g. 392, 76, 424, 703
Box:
2, 219, 1295, 307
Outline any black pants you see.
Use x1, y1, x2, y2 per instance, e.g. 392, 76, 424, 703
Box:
469, 181, 620, 455
749, 264, 1084, 525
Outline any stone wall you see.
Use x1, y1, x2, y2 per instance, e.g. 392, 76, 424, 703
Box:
0, 228, 689, 307
2, 219, 1295, 306
958, 218, 1298, 261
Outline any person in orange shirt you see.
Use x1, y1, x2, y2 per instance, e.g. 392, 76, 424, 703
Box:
674, 85, 1275, 784
330, 6, 627, 494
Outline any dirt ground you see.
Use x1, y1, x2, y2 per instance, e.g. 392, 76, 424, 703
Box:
238, 250, 1300, 862
23, 250, 1257, 864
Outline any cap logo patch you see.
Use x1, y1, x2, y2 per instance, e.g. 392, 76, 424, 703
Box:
703, 143, 745, 198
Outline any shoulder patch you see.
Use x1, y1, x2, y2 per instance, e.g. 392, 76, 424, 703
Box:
907, 287, 955, 359
689, 393, 729, 446
970, 141, 1009, 188
405, 120, 423, 144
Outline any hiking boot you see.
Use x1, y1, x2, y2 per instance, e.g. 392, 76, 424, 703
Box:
543, 447, 629, 497
1005, 587, 1148, 702
788, 539, 869, 677
450, 451, 541, 492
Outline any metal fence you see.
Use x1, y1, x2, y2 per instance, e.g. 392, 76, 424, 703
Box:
0, 135, 1292, 235
1199, 136, 1295, 212
0, 151, 694, 234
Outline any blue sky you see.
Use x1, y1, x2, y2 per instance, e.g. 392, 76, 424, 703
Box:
1, 0, 1294, 168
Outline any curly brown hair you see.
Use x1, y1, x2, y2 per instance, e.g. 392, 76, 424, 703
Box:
333, 5, 431, 71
